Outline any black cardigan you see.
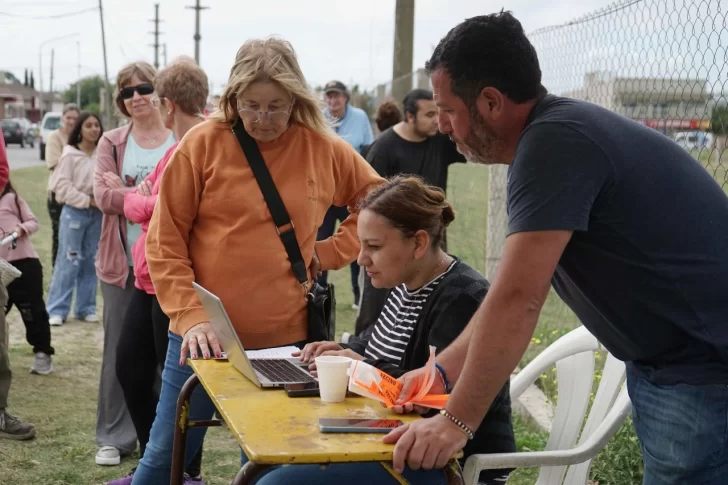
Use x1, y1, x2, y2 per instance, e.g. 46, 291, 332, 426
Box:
343, 259, 516, 476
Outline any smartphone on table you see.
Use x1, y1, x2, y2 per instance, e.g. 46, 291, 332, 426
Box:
318, 418, 404, 433
285, 382, 320, 397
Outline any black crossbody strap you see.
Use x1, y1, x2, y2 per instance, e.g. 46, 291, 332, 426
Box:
231, 120, 309, 288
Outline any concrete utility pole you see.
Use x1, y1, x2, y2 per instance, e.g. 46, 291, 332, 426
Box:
76, 41, 81, 106
49, 49, 55, 94
98, 0, 112, 128
186, 0, 209, 65
149, 3, 162, 69
392, 0, 415, 104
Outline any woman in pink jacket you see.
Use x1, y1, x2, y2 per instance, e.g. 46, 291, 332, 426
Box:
109, 58, 209, 485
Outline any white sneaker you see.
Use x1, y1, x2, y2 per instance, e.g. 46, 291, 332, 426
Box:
30, 352, 53, 375
95, 445, 121, 466
82, 314, 99, 323
49, 315, 63, 326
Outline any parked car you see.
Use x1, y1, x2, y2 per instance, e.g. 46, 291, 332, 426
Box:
11, 118, 36, 148
674, 131, 713, 151
1, 119, 26, 147
39, 111, 62, 160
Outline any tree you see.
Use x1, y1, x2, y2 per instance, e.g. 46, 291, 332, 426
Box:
29, 72, 35, 89
710, 105, 728, 163
62, 76, 113, 112
24, 69, 28, 87
710, 105, 728, 136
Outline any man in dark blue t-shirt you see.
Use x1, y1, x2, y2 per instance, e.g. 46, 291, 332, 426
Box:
385, 12, 728, 484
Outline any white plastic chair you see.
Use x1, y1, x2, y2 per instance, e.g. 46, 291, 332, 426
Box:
462, 325, 632, 485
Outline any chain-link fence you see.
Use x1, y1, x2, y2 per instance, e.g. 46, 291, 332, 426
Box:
531, 0, 727, 184
373, 68, 431, 109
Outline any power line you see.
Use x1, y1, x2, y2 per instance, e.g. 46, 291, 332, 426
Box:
0, 1, 85, 5
0, 6, 96, 19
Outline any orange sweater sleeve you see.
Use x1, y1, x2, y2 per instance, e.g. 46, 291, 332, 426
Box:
145, 149, 208, 337
314, 140, 384, 271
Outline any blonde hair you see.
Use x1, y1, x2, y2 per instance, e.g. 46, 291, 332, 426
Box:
62, 103, 80, 115
115, 61, 157, 117
210, 37, 334, 139
155, 60, 209, 116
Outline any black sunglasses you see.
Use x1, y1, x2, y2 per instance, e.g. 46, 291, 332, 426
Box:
120, 83, 154, 100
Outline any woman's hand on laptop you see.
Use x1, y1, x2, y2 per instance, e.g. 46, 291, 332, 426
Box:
294, 341, 342, 363
180, 322, 223, 365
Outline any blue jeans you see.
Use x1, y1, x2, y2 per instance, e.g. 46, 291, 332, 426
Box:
46, 205, 102, 319
132, 332, 218, 484
626, 367, 728, 485
255, 463, 447, 485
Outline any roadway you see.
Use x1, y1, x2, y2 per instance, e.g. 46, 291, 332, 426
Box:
4, 144, 47, 171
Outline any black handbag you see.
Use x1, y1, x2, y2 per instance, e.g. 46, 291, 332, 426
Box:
231, 121, 336, 343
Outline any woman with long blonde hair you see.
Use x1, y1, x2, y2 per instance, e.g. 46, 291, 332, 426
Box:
123, 37, 382, 484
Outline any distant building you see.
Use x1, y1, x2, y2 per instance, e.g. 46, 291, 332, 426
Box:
0, 70, 64, 121
563, 71, 713, 134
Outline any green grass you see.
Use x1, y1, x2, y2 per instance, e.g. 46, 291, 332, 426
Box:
6, 148, 727, 483
2, 166, 242, 485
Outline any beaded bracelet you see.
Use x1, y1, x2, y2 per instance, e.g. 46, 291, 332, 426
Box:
440, 409, 475, 440
434, 362, 451, 393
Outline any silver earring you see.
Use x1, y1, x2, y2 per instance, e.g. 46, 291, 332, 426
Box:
167, 111, 171, 115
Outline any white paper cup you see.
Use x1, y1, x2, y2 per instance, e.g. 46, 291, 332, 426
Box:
315, 356, 352, 403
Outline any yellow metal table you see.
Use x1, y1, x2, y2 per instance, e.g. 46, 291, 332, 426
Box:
171, 358, 421, 485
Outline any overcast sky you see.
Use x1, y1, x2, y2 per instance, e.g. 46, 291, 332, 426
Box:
1, 0, 614, 95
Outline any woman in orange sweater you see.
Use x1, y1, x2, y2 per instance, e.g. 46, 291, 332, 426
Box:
128, 37, 382, 484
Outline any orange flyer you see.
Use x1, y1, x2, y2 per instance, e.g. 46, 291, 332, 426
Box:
347, 346, 449, 409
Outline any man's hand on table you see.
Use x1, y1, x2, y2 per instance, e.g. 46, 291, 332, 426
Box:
381, 365, 463, 472
383, 414, 468, 473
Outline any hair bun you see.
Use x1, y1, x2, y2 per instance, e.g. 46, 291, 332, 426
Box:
441, 203, 456, 226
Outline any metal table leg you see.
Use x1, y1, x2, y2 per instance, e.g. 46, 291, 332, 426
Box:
232, 461, 271, 485
171, 372, 223, 485
171, 373, 200, 485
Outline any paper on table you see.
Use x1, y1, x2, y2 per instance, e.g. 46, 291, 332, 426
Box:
245, 345, 301, 360
347, 346, 449, 410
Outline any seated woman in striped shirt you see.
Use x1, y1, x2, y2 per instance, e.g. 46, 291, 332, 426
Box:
268, 175, 516, 485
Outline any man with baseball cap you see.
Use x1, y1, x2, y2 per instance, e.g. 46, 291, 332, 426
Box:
317, 80, 374, 309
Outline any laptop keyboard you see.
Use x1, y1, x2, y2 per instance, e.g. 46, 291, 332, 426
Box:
250, 359, 317, 384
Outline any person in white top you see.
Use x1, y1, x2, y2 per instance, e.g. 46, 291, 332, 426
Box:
45, 104, 80, 267
46, 112, 103, 327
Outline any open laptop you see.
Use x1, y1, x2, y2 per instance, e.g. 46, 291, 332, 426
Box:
193, 282, 317, 388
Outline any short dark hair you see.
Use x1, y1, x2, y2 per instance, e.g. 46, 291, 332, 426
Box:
67, 111, 104, 149
374, 101, 402, 132
426, 11, 546, 105
402, 89, 433, 118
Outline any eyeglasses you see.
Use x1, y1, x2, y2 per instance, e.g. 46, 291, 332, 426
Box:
120, 83, 154, 100
236, 101, 292, 123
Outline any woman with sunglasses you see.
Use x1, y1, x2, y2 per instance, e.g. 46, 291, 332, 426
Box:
92, 61, 174, 467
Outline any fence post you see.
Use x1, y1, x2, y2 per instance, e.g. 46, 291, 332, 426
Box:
485, 165, 509, 281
